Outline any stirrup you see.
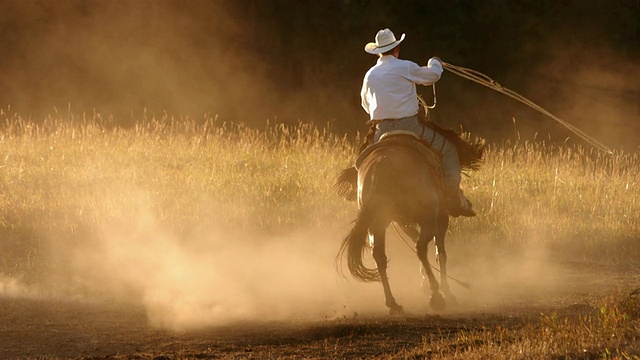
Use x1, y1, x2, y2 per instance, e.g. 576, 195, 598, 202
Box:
447, 195, 476, 218
449, 204, 476, 218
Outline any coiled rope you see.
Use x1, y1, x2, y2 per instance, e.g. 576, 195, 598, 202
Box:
439, 61, 614, 154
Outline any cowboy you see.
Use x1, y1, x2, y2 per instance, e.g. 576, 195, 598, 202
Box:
360, 28, 475, 217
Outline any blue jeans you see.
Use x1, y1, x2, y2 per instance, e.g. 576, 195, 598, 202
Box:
374, 116, 462, 191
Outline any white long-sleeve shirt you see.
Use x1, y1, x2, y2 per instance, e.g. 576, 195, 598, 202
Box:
361, 56, 443, 120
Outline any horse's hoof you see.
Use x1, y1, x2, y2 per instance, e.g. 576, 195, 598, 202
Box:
430, 292, 446, 312
389, 305, 404, 316
445, 292, 458, 307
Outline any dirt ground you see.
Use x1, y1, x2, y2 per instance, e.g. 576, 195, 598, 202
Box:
2, 259, 638, 360
0, 297, 532, 359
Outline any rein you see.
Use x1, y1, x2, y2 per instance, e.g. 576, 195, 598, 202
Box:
430, 60, 613, 155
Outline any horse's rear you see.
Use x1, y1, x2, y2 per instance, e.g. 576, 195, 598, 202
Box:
357, 141, 442, 225
337, 136, 452, 314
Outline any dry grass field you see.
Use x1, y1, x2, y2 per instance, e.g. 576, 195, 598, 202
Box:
0, 110, 639, 359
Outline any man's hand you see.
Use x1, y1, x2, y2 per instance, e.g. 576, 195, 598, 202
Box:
427, 57, 443, 70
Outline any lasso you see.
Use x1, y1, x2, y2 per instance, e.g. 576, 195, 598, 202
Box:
429, 61, 614, 154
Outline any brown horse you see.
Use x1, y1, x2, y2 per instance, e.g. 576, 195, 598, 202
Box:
335, 134, 455, 314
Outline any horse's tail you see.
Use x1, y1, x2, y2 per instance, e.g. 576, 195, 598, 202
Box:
335, 205, 381, 282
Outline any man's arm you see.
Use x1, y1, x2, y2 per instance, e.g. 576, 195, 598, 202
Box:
407, 57, 443, 85
360, 78, 370, 114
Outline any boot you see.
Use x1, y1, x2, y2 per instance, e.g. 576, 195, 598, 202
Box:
446, 188, 476, 217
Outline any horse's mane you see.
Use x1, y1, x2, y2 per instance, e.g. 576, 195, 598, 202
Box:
426, 121, 485, 172
334, 166, 358, 201
417, 95, 485, 171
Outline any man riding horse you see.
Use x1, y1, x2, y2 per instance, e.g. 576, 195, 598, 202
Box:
360, 28, 475, 217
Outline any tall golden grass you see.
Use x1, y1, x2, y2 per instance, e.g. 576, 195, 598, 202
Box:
1, 110, 638, 274
0, 111, 354, 234
458, 138, 639, 259
1, 110, 638, 358
402, 290, 640, 359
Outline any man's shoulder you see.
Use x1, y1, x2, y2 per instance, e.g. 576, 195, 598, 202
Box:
370, 57, 416, 70
396, 58, 420, 67
380, 57, 419, 73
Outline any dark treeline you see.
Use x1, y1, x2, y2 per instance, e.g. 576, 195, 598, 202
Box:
1, 0, 638, 149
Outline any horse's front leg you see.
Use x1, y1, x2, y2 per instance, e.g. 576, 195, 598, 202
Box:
416, 223, 445, 311
371, 225, 403, 315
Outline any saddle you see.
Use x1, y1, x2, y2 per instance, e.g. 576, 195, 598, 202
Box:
334, 132, 443, 202
358, 119, 485, 172
354, 131, 442, 173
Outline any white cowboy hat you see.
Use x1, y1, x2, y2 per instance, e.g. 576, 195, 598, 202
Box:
365, 28, 405, 54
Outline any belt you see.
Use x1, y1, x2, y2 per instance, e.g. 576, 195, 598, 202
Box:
367, 114, 418, 125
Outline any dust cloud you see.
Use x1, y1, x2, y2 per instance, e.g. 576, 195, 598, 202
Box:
2, 209, 392, 331
0, 1, 326, 124
1, 1, 631, 331
519, 36, 640, 151
2, 1, 637, 142
0, 201, 575, 331
447, 239, 570, 311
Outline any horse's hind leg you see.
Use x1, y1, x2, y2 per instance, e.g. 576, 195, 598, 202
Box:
371, 224, 403, 315
399, 223, 420, 242
435, 210, 457, 305
416, 222, 445, 311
